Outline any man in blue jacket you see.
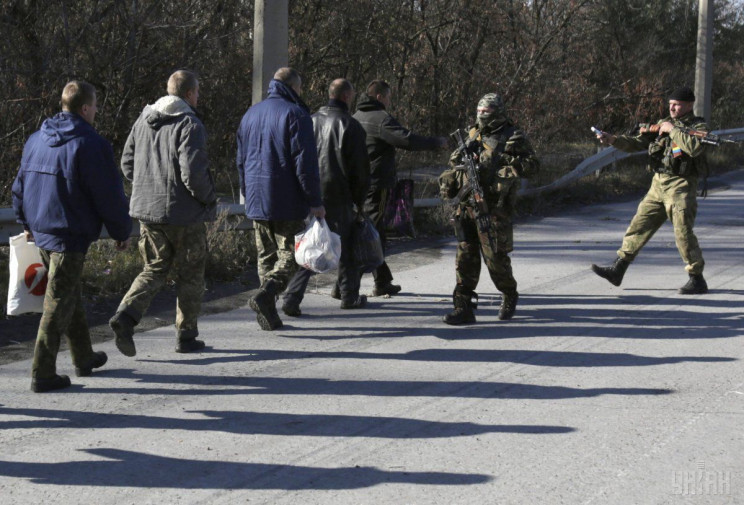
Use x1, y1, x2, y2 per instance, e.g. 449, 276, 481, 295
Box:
237, 67, 325, 331
12, 81, 132, 392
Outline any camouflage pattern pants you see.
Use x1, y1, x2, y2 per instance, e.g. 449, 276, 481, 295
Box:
117, 222, 207, 340
454, 208, 517, 294
33, 250, 94, 379
618, 173, 704, 274
253, 219, 304, 292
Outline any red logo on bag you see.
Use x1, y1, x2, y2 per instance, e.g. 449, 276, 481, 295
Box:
24, 263, 48, 296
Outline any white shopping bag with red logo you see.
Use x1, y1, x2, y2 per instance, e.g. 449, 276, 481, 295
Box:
6, 233, 48, 315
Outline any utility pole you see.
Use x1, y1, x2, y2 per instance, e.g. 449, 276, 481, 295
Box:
694, 0, 714, 122
252, 0, 289, 105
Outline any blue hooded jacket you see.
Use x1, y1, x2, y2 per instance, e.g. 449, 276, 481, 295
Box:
12, 112, 132, 253
236, 79, 322, 221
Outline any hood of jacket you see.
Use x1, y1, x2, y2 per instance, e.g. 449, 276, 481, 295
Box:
143, 95, 196, 130
266, 79, 310, 113
355, 93, 385, 113
40, 112, 93, 147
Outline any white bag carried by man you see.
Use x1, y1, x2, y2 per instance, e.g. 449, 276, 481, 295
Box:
6, 233, 48, 315
294, 217, 342, 273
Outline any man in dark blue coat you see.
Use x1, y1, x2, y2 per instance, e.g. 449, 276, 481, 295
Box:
236, 67, 325, 330
12, 81, 132, 392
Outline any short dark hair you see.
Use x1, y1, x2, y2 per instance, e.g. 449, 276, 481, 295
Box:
329, 78, 353, 99
61, 81, 96, 114
366, 80, 391, 98
167, 70, 199, 98
274, 67, 302, 89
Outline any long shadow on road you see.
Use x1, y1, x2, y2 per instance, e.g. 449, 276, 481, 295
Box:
0, 448, 492, 489
0, 405, 574, 438
72, 372, 673, 399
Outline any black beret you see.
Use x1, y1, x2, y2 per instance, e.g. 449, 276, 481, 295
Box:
668, 86, 695, 102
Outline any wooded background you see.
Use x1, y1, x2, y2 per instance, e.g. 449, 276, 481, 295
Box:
2, 0, 743, 204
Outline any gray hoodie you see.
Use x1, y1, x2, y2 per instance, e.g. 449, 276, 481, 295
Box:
122, 96, 216, 225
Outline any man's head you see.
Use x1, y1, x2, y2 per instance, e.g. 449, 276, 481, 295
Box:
167, 70, 200, 108
61, 80, 97, 125
366, 80, 391, 109
329, 78, 355, 106
476, 93, 507, 129
274, 67, 302, 95
668, 86, 695, 119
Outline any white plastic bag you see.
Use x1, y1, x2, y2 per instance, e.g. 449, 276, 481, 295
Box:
6, 233, 48, 316
294, 217, 341, 273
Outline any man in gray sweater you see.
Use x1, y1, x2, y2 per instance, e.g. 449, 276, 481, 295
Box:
110, 70, 217, 356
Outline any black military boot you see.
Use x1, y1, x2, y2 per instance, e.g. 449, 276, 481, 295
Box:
498, 291, 519, 321
591, 257, 630, 287
678, 274, 708, 295
250, 279, 283, 330
443, 288, 477, 325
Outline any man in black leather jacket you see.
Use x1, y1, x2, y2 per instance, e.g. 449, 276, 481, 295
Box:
353, 80, 448, 296
282, 79, 371, 315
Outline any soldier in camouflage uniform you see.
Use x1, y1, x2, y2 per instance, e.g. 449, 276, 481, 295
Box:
591, 86, 709, 294
110, 71, 217, 356
439, 93, 539, 325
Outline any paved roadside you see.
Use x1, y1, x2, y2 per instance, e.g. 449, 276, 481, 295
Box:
0, 170, 742, 504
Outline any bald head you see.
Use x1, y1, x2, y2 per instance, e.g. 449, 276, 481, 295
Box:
329, 78, 355, 106
274, 67, 302, 95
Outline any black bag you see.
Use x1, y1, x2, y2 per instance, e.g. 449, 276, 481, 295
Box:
352, 216, 384, 273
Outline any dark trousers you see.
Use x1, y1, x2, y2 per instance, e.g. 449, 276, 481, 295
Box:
284, 206, 361, 304
363, 187, 393, 286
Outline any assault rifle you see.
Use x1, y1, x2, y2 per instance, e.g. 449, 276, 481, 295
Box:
450, 128, 500, 252
638, 123, 737, 146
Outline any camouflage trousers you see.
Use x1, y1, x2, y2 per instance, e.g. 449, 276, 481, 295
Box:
253, 219, 304, 291
618, 173, 704, 274
32, 250, 94, 379
454, 208, 517, 294
116, 222, 207, 340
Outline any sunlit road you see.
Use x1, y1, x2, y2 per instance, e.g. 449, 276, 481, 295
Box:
1, 170, 742, 505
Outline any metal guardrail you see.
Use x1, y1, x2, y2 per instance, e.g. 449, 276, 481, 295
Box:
3, 128, 742, 244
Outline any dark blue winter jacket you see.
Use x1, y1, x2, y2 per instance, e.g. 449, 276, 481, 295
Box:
12, 112, 132, 253
236, 79, 322, 221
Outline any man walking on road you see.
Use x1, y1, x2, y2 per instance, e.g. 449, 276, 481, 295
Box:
282, 78, 370, 316
12, 80, 132, 392
110, 70, 217, 357
591, 86, 709, 294
439, 93, 539, 325
353, 80, 448, 297
237, 67, 325, 330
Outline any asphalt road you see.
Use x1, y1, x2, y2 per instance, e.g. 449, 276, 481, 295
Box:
1, 171, 742, 505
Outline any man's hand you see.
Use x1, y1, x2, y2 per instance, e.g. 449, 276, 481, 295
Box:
24, 230, 34, 242
310, 205, 326, 220
657, 121, 675, 134
115, 239, 131, 251
596, 131, 617, 146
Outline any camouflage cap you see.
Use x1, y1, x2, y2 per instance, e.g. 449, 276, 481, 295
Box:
477, 93, 505, 113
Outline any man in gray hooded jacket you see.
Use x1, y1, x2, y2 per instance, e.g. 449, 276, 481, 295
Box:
110, 70, 217, 356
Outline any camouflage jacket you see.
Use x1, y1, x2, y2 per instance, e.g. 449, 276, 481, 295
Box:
613, 112, 708, 178
439, 122, 538, 213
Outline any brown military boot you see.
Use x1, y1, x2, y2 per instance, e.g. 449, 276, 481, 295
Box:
678, 274, 708, 295
498, 291, 519, 320
443, 288, 477, 325
250, 279, 283, 330
591, 257, 630, 287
